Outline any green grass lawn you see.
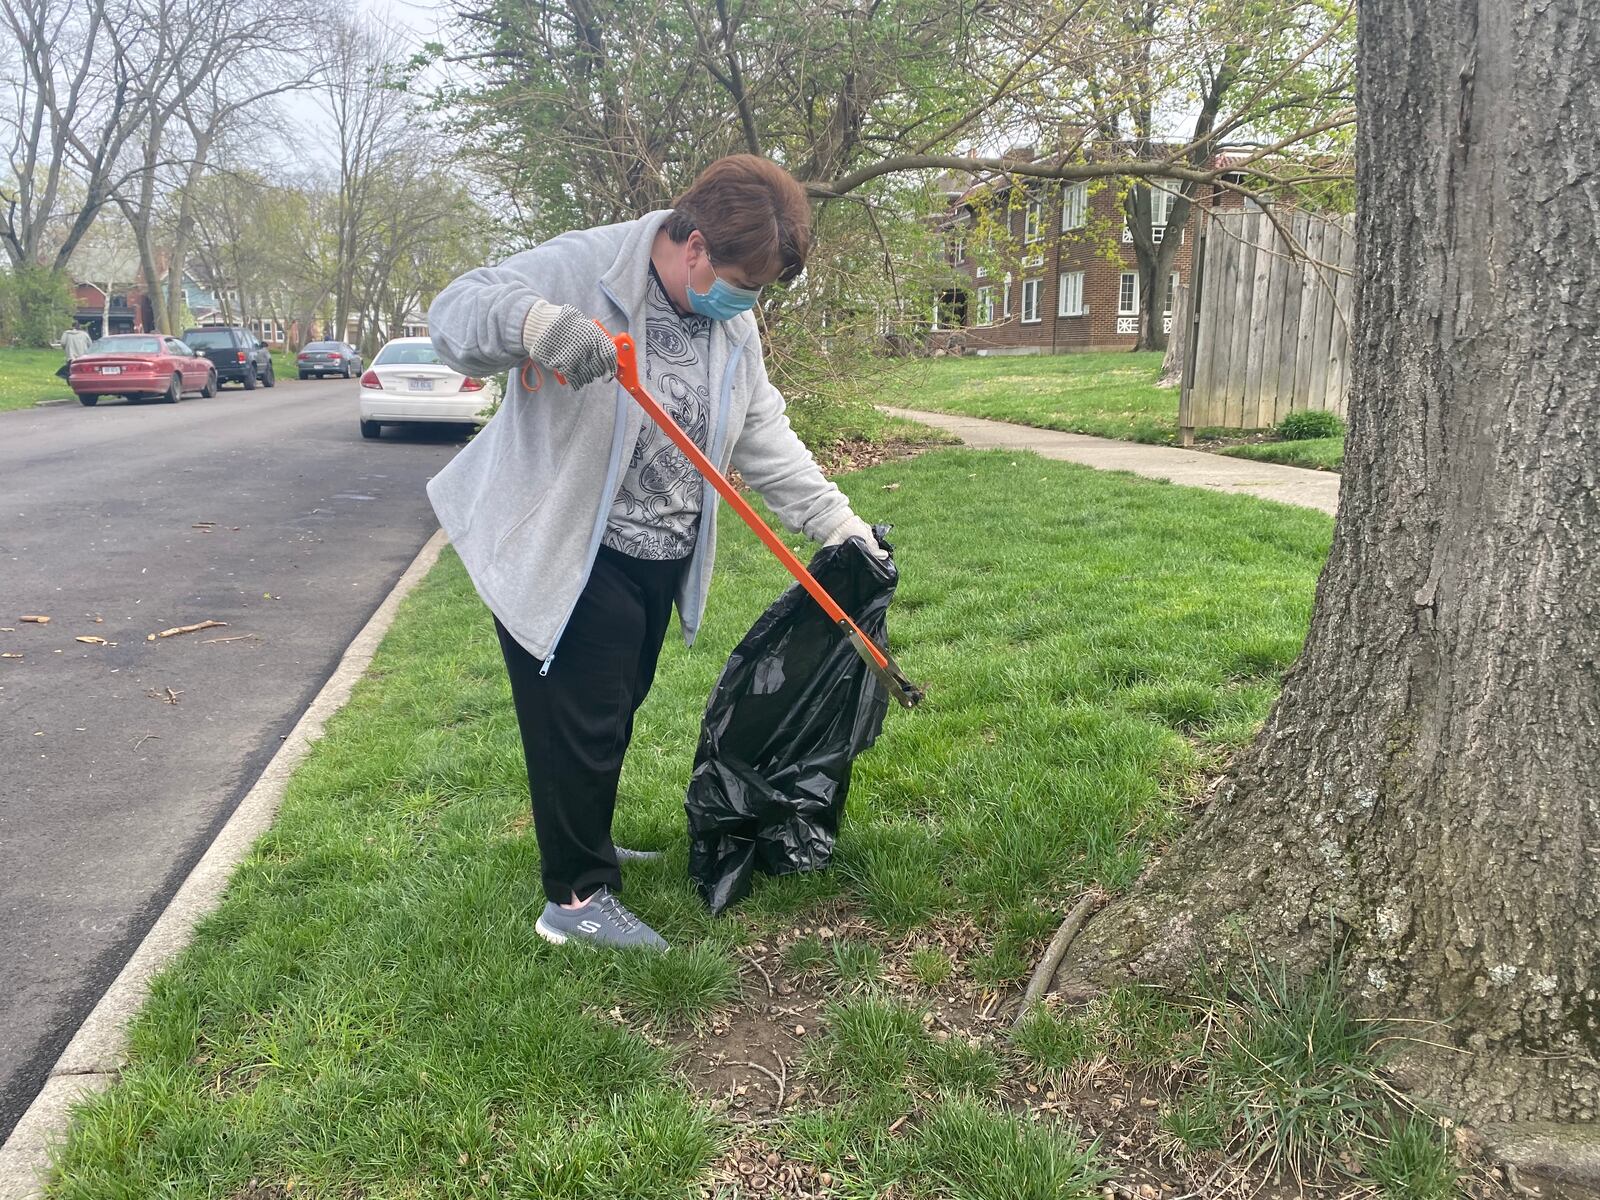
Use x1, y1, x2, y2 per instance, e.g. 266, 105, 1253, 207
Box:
1217, 437, 1345, 472
48, 450, 1397, 1197
0, 348, 74, 412
904, 352, 1180, 443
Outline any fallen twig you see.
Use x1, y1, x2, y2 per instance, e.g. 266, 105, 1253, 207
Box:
19, 615, 49, 624
149, 620, 226, 640
201, 634, 258, 644
739, 950, 775, 997
732, 1058, 786, 1111
1012, 893, 1095, 1028
132, 734, 161, 751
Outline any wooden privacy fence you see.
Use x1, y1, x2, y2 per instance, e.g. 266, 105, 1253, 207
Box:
1178, 209, 1355, 441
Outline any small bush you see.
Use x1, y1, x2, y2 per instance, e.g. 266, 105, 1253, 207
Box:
612, 943, 738, 1026
812, 995, 924, 1091
908, 947, 954, 989
1367, 1116, 1460, 1200
915, 1100, 1108, 1200
1189, 959, 1383, 1179
0, 266, 74, 348
1276, 409, 1346, 440
920, 1038, 1004, 1096
1013, 1007, 1093, 1072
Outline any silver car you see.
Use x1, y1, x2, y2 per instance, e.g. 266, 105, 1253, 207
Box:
295, 340, 363, 379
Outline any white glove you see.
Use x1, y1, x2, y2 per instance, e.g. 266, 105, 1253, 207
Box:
823, 513, 888, 559
520, 298, 617, 387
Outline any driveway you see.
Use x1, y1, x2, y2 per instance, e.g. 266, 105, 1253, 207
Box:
0, 379, 467, 1140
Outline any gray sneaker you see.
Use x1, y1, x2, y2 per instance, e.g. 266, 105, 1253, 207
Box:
535, 888, 669, 951
613, 845, 663, 863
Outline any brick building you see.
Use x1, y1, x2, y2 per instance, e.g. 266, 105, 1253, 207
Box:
70, 282, 157, 338
932, 158, 1248, 354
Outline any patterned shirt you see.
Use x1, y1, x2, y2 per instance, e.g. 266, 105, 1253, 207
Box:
603, 268, 714, 561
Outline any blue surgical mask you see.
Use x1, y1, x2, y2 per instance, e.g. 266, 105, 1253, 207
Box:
687, 271, 762, 320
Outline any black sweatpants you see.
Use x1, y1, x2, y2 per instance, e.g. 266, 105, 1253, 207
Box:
495, 546, 687, 904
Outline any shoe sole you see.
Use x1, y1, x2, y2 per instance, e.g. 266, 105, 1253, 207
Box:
534, 915, 569, 945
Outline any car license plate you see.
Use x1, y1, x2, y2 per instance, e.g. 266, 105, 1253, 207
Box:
101, 365, 121, 374
408, 378, 434, 392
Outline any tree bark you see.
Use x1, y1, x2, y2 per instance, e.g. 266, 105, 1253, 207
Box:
1056, 0, 1600, 1131
1156, 282, 1185, 388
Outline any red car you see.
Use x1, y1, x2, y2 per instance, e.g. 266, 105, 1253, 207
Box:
68, 335, 219, 406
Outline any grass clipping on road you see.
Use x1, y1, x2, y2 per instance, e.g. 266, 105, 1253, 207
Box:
51, 449, 1362, 1198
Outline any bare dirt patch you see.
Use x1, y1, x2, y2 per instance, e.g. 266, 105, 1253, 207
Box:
661, 908, 1523, 1200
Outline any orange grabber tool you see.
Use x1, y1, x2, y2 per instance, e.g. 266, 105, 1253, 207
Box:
605, 330, 923, 709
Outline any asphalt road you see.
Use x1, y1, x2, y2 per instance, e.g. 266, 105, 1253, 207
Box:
0, 378, 466, 1141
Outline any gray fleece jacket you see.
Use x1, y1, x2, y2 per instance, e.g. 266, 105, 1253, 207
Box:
426, 210, 854, 667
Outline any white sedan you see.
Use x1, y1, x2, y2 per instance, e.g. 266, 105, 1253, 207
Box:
358, 337, 497, 439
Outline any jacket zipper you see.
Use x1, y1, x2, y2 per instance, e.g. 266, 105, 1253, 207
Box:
680, 333, 746, 647
539, 285, 632, 676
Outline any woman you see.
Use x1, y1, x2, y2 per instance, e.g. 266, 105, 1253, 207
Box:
427, 155, 881, 951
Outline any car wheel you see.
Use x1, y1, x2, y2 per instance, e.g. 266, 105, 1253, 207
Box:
79, 394, 99, 407
201, 370, 217, 398
298, 372, 307, 381
162, 375, 181, 404
263, 362, 276, 388
360, 419, 382, 439
242, 366, 258, 391
342, 365, 351, 379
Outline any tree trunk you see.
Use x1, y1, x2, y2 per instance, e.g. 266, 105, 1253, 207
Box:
1056, 0, 1600, 1133
1156, 282, 1186, 388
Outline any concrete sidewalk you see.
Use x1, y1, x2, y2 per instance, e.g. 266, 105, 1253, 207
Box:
881, 407, 1340, 516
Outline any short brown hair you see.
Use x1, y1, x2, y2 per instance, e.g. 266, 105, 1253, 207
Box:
665, 155, 811, 283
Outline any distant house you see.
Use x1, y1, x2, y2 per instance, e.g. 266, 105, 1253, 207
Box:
70, 282, 156, 338
931, 149, 1252, 354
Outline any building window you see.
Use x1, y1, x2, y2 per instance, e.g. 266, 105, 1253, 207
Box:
1119, 272, 1140, 316
951, 231, 966, 264
976, 286, 994, 326
1024, 197, 1044, 244
1061, 183, 1087, 231
1058, 271, 1085, 317
1164, 272, 1179, 316
1002, 273, 1013, 318
1152, 186, 1179, 229
1021, 278, 1041, 323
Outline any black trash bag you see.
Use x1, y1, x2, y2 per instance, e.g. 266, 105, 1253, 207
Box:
686, 527, 899, 914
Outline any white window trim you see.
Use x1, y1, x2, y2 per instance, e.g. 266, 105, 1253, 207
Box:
1058, 270, 1085, 317
1002, 273, 1013, 318
1164, 271, 1179, 317
1024, 197, 1044, 244
976, 285, 995, 327
1021, 278, 1041, 324
1119, 272, 1140, 316
1061, 183, 1087, 232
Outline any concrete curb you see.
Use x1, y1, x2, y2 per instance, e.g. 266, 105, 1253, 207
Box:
33, 398, 75, 408
879, 406, 1340, 516
0, 529, 450, 1199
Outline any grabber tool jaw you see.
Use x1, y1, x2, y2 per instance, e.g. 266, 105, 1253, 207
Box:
841, 621, 924, 709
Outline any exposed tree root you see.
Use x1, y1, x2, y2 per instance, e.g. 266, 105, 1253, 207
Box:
1012, 893, 1095, 1028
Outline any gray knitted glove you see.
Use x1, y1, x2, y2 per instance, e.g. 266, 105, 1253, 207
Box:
521, 299, 617, 387
823, 513, 889, 560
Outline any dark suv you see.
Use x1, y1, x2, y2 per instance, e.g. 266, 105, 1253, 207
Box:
182, 327, 276, 390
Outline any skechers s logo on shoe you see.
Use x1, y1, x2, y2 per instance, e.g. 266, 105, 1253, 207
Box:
577, 920, 602, 934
